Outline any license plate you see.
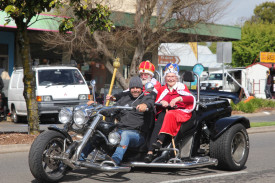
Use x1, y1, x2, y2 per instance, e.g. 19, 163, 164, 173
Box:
201, 87, 206, 90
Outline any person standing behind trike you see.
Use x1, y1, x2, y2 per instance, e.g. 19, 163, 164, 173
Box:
144, 63, 196, 162
0, 71, 10, 121
265, 70, 272, 99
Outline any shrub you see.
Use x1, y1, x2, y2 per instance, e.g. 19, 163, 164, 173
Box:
231, 98, 275, 113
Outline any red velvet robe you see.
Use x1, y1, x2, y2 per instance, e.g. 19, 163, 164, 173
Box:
155, 82, 196, 136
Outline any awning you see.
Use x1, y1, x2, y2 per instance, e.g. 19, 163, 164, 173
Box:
0, 11, 62, 32
1, 11, 241, 41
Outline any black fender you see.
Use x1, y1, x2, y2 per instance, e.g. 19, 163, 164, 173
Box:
210, 116, 250, 140
48, 126, 73, 143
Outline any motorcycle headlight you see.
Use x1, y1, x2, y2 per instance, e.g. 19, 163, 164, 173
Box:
74, 104, 88, 111
73, 110, 89, 127
108, 132, 121, 146
59, 107, 73, 124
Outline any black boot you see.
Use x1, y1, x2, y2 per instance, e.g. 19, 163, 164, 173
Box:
152, 141, 162, 150
144, 154, 154, 163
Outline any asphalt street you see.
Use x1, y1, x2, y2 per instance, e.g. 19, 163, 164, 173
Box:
1, 109, 275, 154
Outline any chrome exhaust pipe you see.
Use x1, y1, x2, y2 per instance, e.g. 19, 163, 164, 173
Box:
124, 157, 218, 169
77, 161, 131, 172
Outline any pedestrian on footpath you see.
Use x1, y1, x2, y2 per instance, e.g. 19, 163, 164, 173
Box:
265, 70, 272, 99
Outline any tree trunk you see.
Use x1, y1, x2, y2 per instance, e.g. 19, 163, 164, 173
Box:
17, 28, 40, 135
129, 44, 145, 78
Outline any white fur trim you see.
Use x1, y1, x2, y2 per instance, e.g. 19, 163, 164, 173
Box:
151, 78, 157, 85
156, 88, 169, 103
139, 69, 154, 76
156, 82, 196, 113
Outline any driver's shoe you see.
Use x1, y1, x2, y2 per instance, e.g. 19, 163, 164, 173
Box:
144, 154, 154, 163
152, 141, 162, 150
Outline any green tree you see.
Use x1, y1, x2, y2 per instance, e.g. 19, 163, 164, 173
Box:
252, 2, 275, 23
0, 0, 113, 135
231, 22, 275, 67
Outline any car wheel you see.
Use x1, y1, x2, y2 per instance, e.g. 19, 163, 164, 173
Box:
210, 123, 249, 171
11, 107, 20, 123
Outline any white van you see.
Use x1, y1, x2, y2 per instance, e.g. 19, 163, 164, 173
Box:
8, 66, 90, 122
200, 68, 246, 93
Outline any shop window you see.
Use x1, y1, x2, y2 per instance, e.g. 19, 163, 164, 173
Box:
0, 44, 9, 72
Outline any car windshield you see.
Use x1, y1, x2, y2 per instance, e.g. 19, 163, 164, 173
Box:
209, 73, 223, 80
38, 69, 85, 86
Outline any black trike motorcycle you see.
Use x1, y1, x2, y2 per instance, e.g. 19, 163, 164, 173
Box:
28, 71, 250, 182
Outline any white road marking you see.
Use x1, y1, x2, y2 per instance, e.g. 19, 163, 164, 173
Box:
160, 171, 248, 183
263, 111, 270, 115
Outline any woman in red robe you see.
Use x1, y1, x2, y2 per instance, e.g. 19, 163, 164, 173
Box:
144, 63, 196, 163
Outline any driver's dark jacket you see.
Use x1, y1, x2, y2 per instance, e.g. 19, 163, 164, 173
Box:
103, 91, 156, 133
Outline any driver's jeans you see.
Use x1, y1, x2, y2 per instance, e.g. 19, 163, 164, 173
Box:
80, 129, 144, 165
111, 129, 145, 165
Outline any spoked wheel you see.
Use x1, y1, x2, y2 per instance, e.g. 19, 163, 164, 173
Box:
210, 123, 249, 171
29, 130, 69, 182
231, 131, 247, 164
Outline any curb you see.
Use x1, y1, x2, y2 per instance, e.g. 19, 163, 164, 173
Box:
1, 126, 275, 154
247, 126, 275, 134
0, 144, 31, 154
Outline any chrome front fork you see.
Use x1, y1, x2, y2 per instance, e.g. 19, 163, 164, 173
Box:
73, 114, 103, 161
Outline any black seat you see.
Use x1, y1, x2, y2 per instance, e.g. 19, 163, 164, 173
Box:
174, 111, 197, 142
182, 71, 195, 82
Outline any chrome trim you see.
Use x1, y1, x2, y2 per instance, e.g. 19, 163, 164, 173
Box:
124, 157, 218, 169
78, 161, 131, 172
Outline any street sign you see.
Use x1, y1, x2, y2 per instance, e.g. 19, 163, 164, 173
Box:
158, 55, 180, 65
191, 64, 204, 89
260, 52, 275, 63
216, 42, 232, 63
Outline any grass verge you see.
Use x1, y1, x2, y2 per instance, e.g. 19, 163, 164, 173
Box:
251, 122, 275, 127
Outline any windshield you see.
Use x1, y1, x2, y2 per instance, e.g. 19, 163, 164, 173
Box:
208, 73, 223, 80
38, 69, 85, 86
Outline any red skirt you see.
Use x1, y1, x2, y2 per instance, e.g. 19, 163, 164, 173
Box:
159, 110, 192, 137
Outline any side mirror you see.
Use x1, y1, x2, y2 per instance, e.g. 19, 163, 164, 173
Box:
90, 80, 96, 102
145, 82, 154, 93
90, 79, 96, 86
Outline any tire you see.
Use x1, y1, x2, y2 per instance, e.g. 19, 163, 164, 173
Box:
11, 107, 20, 123
210, 123, 249, 171
28, 130, 68, 182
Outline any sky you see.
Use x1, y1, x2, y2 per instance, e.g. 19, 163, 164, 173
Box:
216, 0, 275, 25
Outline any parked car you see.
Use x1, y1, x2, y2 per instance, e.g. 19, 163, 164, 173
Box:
8, 66, 90, 123
200, 68, 246, 93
